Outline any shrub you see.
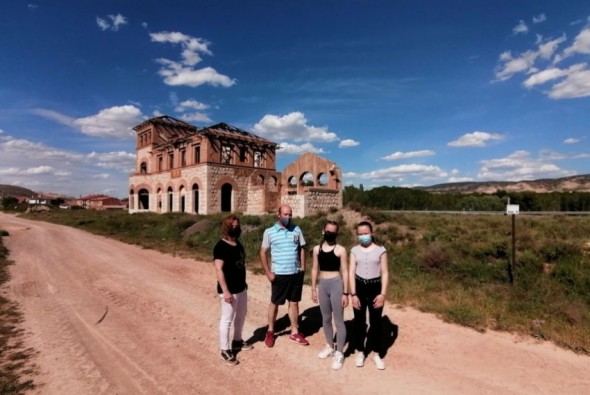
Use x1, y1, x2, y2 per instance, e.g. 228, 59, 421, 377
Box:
417, 244, 449, 272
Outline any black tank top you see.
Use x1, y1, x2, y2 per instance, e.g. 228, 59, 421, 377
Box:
318, 243, 340, 272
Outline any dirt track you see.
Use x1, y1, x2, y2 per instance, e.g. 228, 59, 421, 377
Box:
1, 212, 589, 394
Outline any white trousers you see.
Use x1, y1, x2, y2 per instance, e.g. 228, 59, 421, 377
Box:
218, 289, 248, 350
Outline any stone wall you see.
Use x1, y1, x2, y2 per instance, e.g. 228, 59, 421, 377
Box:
305, 188, 342, 216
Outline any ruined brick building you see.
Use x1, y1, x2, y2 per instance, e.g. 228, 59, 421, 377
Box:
128, 116, 342, 217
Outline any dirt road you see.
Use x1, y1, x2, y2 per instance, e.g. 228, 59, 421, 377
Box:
1, 212, 589, 394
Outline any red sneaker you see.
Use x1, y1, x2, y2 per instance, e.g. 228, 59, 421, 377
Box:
264, 330, 275, 348
289, 333, 309, 346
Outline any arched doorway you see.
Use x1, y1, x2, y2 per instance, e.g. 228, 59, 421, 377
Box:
179, 185, 186, 213
192, 183, 199, 214
167, 187, 173, 212
138, 189, 149, 210
221, 183, 232, 212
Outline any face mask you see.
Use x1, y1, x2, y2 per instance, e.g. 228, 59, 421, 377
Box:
323, 231, 337, 243
358, 235, 372, 245
228, 227, 241, 238
279, 217, 291, 227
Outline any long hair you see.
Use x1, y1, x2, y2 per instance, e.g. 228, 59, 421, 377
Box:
221, 214, 240, 239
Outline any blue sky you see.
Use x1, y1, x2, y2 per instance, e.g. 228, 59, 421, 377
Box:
1, 0, 589, 198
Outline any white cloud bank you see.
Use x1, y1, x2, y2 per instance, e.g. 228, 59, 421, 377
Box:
495, 23, 590, 99
477, 150, 575, 181
380, 149, 435, 161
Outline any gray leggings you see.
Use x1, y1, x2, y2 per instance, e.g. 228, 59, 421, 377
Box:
318, 276, 347, 352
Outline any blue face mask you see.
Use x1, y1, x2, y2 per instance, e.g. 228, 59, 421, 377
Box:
358, 235, 372, 245
280, 217, 291, 227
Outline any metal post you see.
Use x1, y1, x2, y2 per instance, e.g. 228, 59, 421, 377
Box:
508, 214, 515, 284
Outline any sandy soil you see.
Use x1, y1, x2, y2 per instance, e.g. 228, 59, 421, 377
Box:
1, 212, 589, 395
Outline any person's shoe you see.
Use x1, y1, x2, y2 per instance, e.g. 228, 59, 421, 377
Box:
220, 349, 238, 365
331, 351, 344, 370
264, 330, 275, 348
318, 344, 335, 359
354, 351, 365, 367
232, 340, 254, 351
373, 354, 386, 370
289, 333, 309, 346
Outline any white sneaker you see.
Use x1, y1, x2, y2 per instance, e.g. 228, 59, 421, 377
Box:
331, 351, 344, 370
354, 351, 365, 367
373, 354, 385, 370
318, 344, 334, 359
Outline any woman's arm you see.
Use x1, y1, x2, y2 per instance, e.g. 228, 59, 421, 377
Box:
214, 258, 233, 303
311, 245, 319, 303
349, 250, 360, 309
339, 245, 349, 307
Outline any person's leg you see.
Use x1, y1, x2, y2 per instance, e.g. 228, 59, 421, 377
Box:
268, 302, 278, 331
219, 295, 236, 351
329, 278, 347, 353
366, 282, 384, 355
232, 289, 248, 342
318, 279, 334, 346
287, 271, 304, 334
352, 280, 368, 354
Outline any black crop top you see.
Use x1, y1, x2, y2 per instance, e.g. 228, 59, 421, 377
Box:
318, 243, 340, 272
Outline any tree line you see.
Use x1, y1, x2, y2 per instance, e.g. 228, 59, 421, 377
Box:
343, 185, 590, 212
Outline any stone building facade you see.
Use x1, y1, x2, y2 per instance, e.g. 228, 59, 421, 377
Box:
128, 116, 342, 217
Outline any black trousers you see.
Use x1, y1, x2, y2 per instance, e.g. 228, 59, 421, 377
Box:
352, 276, 383, 355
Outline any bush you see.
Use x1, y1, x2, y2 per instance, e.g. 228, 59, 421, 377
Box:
417, 244, 449, 272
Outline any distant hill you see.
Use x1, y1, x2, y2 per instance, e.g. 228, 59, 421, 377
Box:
416, 174, 590, 194
0, 184, 38, 198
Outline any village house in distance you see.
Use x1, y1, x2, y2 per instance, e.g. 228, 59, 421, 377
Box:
128, 116, 343, 217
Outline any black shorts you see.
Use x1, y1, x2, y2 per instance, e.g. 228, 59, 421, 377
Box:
271, 271, 304, 305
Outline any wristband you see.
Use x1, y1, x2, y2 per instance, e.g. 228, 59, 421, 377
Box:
351, 294, 356, 297
343, 292, 349, 296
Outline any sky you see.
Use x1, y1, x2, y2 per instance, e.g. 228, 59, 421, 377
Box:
1, 0, 589, 198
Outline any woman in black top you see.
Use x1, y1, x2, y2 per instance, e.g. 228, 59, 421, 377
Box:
311, 220, 349, 370
214, 214, 252, 365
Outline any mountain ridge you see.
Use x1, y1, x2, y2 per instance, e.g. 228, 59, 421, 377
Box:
416, 174, 590, 193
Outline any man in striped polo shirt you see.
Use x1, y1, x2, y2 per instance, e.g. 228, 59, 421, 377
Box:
260, 204, 309, 347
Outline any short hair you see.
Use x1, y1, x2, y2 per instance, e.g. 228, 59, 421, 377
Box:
221, 214, 240, 238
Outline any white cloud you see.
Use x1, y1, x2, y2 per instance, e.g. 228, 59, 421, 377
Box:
338, 139, 359, 148
93, 173, 111, 179
522, 63, 587, 88
175, 99, 209, 112
448, 131, 504, 147
253, 112, 338, 142
179, 113, 212, 123
448, 176, 474, 182
513, 20, 529, 35
559, 28, 590, 61
150, 31, 235, 88
563, 137, 580, 144
494, 35, 566, 81
533, 14, 547, 24
345, 164, 447, 182
87, 151, 136, 172
0, 135, 130, 197
31, 108, 76, 127
96, 14, 128, 31
27, 4, 38, 9
477, 150, 575, 181
548, 68, 590, 99
380, 149, 435, 161
74, 105, 143, 139
277, 142, 324, 155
